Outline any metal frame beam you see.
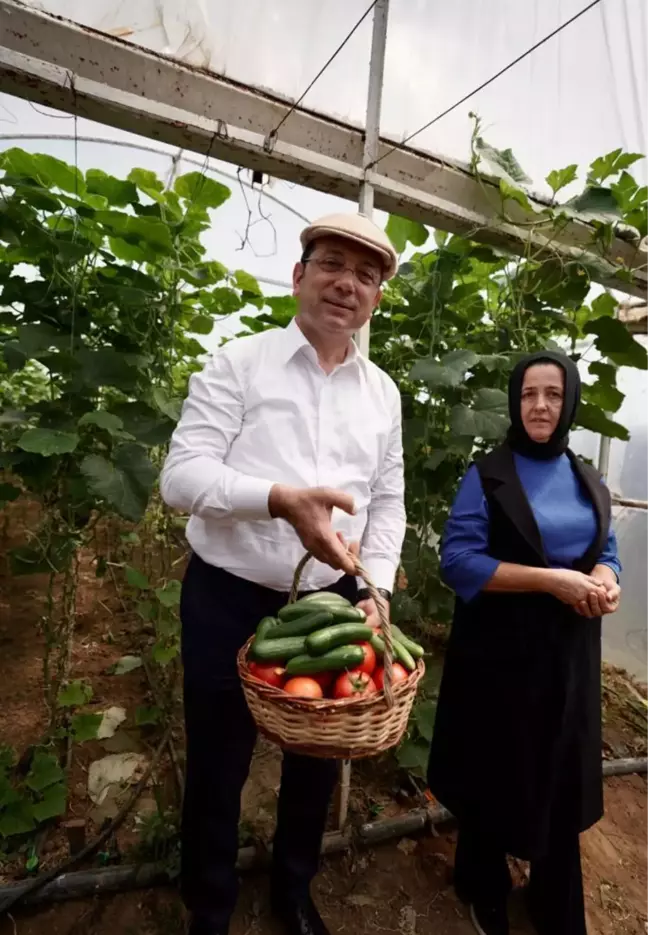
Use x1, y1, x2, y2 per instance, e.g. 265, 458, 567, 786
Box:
0, 0, 646, 297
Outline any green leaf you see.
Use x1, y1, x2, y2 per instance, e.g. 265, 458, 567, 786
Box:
155, 579, 181, 607
78, 411, 124, 434
71, 713, 102, 742
0, 746, 15, 771
57, 680, 93, 709
450, 404, 508, 440
590, 293, 617, 318
76, 348, 141, 392
396, 737, 429, 775
385, 216, 429, 254
135, 705, 162, 727
433, 230, 448, 248
109, 401, 174, 446
425, 450, 447, 471
576, 403, 629, 441
148, 388, 181, 422
25, 751, 64, 792
127, 168, 165, 202
410, 349, 478, 387
80, 444, 157, 523
0, 800, 35, 838
588, 360, 617, 384
473, 387, 508, 413
233, 269, 262, 295
583, 379, 624, 413
85, 169, 138, 207
499, 179, 533, 211
17, 428, 79, 457
546, 164, 578, 194
175, 172, 231, 209
189, 314, 214, 335
151, 641, 179, 666
567, 187, 622, 220
110, 655, 143, 675
31, 783, 67, 823
125, 566, 149, 590
588, 149, 643, 184
475, 138, 531, 184
583, 316, 648, 369
414, 700, 438, 742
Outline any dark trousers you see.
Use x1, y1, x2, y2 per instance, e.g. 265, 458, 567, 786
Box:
180, 553, 358, 925
454, 821, 586, 935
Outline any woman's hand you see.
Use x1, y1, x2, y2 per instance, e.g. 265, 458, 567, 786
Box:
576, 566, 621, 618
547, 569, 608, 607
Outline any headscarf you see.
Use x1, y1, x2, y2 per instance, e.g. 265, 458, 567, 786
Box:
506, 350, 581, 460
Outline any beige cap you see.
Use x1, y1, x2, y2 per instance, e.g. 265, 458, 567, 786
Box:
300, 212, 398, 280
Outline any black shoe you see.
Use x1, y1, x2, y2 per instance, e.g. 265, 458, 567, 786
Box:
469, 901, 509, 935
187, 913, 229, 935
271, 891, 330, 935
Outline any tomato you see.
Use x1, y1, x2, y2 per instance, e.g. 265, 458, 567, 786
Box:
248, 662, 286, 689
373, 663, 409, 692
309, 671, 335, 692
283, 677, 324, 699
333, 670, 377, 699
355, 641, 376, 676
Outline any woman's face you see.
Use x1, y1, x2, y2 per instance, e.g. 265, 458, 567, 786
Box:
520, 363, 565, 442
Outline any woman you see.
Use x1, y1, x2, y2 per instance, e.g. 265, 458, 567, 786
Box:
427, 351, 621, 935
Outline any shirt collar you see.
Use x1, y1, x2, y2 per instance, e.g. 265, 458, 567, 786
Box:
279, 316, 361, 370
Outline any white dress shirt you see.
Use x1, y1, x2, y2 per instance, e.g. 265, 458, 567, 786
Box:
160, 318, 406, 593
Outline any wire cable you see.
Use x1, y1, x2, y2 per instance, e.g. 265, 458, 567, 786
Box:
369, 0, 603, 170
266, 0, 378, 145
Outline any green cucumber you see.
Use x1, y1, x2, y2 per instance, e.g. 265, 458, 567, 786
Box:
298, 591, 352, 606
250, 636, 307, 662
285, 645, 364, 676
278, 602, 365, 624
306, 623, 373, 657
368, 632, 416, 672
269, 610, 333, 641
391, 624, 425, 659
255, 616, 278, 641
393, 639, 417, 672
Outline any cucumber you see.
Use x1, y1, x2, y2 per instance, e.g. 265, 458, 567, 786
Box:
306, 623, 373, 657
278, 602, 366, 624
391, 624, 425, 659
368, 632, 416, 672
285, 644, 364, 676
269, 610, 333, 641
250, 636, 307, 662
298, 591, 352, 606
255, 616, 278, 641
393, 640, 417, 672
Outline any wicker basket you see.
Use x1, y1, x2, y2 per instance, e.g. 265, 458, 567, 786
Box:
237, 552, 424, 759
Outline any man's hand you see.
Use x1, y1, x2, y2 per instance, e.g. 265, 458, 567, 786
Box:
269, 484, 357, 575
547, 569, 608, 607
356, 596, 388, 631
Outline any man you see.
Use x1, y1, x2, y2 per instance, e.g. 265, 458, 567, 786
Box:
161, 212, 406, 935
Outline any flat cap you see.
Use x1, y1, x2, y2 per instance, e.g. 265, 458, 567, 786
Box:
300, 212, 398, 280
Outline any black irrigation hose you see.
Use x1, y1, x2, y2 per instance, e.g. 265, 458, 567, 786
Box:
0, 757, 644, 912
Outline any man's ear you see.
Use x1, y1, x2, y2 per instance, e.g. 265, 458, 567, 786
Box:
292, 262, 304, 297
373, 288, 383, 309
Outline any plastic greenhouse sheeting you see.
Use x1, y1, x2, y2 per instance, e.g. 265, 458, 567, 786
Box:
23, 0, 647, 192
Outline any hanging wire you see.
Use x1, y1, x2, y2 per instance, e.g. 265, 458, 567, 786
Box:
369, 0, 603, 171
265, 0, 378, 147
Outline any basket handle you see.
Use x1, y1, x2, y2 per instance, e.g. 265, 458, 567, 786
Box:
289, 552, 395, 709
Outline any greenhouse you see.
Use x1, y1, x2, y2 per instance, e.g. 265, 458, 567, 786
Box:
0, 1, 646, 934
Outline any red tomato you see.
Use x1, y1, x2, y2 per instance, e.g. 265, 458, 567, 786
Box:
283, 677, 324, 699
333, 670, 377, 699
248, 662, 285, 689
355, 641, 376, 676
373, 663, 409, 692
309, 671, 335, 692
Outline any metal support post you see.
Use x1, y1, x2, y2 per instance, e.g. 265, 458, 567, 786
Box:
335, 0, 390, 834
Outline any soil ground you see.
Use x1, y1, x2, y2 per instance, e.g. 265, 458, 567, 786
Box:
0, 499, 646, 935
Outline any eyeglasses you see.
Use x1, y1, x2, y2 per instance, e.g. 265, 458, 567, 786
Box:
304, 256, 382, 288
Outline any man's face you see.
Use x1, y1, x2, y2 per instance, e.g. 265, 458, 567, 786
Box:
292, 236, 383, 338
